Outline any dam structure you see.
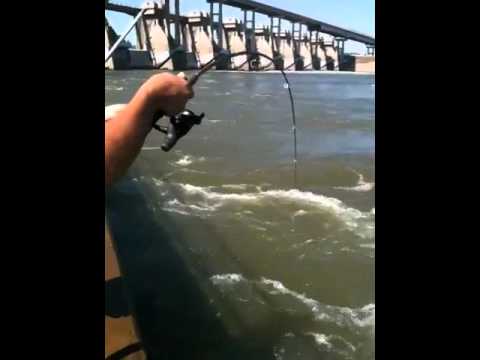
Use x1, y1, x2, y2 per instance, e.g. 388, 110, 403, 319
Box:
105, 0, 375, 73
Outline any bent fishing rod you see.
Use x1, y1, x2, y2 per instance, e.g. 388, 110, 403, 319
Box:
152, 51, 298, 187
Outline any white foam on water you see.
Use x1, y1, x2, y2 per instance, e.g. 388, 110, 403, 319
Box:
174, 155, 206, 167
166, 199, 213, 211
306, 333, 357, 355
162, 183, 375, 239
151, 179, 374, 239
222, 184, 248, 190
180, 183, 259, 202
359, 243, 375, 249
335, 172, 375, 192
208, 119, 224, 123
264, 190, 363, 216
162, 207, 190, 216
180, 184, 356, 212
350, 303, 375, 328
260, 277, 375, 330
162, 199, 217, 216
142, 146, 162, 151
209, 273, 375, 358
250, 225, 268, 232
105, 86, 124, 91
152, 178, 164, 187
293, 209, 308, 217
305, 332, 333, 349
260, 278, 323, 311
210, 273, 246, 285
176, 155, 193, 166
210, 274, 375, 332
178, 168, 207, 174
273, 346, 285, 360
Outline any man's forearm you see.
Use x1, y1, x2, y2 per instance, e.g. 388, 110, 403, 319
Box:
105, 73, 193, 186
105, 89, 155, 186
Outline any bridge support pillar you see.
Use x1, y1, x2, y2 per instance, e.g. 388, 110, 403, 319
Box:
270, 16, 283, 69
291, 22, 303, 70
210, 0, 226, 51
136, 1, 173, 69
243, 9, 257, 70
335, 37, 346, 70
254, 26, 275, 70
321, 33, 338, 70
208, 1, 229, 69
298, 25, 312, 70
279, 31, 295, 71
186, 11, 215, 68
163, 0, 193, 70
224, 17, 248, 70
311, 31, 326, 70
367, 45, 375, 56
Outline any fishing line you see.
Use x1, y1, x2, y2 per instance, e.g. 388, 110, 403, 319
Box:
188, 51, 298, 189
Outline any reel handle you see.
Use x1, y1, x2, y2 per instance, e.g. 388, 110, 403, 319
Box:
151, 109, 204, 152
161, 110, 204, 152
151, 72, 204, 152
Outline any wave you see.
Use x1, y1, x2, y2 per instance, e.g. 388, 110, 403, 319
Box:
210, 273, 375, 332
306, 332, 357, 353
162, 198, 216, 216
335, 171, 374, 192
210, 273, 246, 285
178, 183, 374, 238
152, 181, 374, 239
259, 277, 375, 329
176, 155, 193, 166
105, 86, 124, 91
221, 184, 249, 191
173, 155, 206, 167
293, 209, 308, 217
177, 168, 207, 174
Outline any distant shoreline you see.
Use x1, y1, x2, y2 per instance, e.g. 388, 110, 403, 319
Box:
105, 69, 374, 75
213, 70, 375, 75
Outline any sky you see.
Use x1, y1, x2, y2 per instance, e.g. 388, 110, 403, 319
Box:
106, 0, 374, 54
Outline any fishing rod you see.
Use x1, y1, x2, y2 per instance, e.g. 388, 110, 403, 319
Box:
152, 50, 298, 188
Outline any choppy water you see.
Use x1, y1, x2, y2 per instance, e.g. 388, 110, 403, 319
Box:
106, 70, 375, 360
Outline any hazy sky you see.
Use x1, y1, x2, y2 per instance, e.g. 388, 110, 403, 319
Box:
106, 0, 374, 54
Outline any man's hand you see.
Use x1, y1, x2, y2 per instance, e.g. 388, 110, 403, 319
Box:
142, 73, 194, 116
106, 72, 195, 186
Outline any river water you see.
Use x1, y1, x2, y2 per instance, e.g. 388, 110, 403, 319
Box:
106, 70, 375, 360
